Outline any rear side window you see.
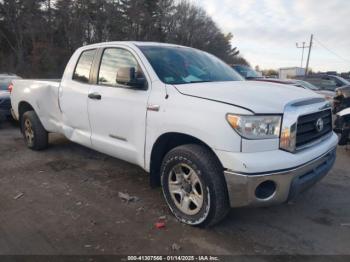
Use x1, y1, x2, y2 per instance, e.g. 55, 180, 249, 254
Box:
73, 49, 96, 83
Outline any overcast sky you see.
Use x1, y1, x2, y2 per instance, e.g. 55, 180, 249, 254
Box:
190, 0, 350, 72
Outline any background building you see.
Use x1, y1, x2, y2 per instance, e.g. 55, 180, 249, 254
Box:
279, 67, 305, 79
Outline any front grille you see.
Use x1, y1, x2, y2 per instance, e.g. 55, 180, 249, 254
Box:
0, 98, 11, 110
296, 109, 332, 148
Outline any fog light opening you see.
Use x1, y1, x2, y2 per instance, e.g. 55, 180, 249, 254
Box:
255, 180, 276, 200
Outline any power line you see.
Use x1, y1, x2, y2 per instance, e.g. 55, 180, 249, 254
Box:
313, 37, 350, 64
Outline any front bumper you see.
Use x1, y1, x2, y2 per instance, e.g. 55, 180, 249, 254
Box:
224, 147, 336, 207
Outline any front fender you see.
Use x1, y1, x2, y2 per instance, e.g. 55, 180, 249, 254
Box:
144, 84, 252, 171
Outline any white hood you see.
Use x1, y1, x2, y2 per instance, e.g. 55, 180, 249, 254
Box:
174, 81, 322, 113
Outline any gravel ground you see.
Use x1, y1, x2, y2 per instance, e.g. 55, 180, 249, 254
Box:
0, 121, 349, 255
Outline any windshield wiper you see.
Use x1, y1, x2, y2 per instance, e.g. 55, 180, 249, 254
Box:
187, 80, 213, 83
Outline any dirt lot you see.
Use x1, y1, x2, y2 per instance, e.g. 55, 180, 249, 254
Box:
0, 121, 349, 255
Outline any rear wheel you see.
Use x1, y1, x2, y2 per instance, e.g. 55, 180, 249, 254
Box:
161, 144, 230, 227
21, 111, 48, 150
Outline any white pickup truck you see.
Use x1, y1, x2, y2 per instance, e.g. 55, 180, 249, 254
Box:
11, 42, 337, 226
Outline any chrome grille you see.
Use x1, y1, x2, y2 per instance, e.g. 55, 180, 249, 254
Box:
296, 109, 332, 148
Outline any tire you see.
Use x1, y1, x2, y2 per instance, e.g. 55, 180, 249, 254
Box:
160, 144, 230, 227
21, 111, 48, 150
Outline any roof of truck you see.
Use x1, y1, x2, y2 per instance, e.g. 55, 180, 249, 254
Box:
80, 41, 187, 49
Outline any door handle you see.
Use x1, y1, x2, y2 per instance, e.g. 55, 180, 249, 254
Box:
147, 104, 160, 112
88, 92, 102, 100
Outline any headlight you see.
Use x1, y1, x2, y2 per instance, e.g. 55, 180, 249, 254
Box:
226, 114, 282, 139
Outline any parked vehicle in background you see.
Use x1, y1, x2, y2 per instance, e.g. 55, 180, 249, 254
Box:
231, 65, 262, 79
326, 75, 350, 88
333, 85, 350, 114
301, 75, 350, 91
10, 42, 337, 226
334, 108, 350, 146
0, 73, 21, 84
292, 80, 335, 104
233, 65, 300, 84
333, 85, 350, 145
0, 74, 21, 120
340, 72, 350, 80
232, 66, 334, 102
0, 92, 11, 122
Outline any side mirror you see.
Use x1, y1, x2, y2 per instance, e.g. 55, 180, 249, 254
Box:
116, 67, 146, 89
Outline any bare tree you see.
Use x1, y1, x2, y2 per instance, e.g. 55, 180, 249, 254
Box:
0, 0, 248, 77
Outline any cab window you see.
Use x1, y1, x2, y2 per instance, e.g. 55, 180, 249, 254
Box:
73, 49, 96, 83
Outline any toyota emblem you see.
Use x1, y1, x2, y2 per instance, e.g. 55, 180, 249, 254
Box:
315, 118, 324, 132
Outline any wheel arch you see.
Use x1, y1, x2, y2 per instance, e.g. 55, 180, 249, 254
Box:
149, 132, 223, 187
18, 101, 35, 132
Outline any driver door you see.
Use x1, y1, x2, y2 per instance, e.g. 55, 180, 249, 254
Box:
87, 47, 150, 167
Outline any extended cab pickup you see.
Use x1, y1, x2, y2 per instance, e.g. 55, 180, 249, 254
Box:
11, 42, 338, 226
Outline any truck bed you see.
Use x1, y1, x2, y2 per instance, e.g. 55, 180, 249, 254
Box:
11, 79, 63, 133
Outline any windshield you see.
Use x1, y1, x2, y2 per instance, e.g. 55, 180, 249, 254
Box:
139, 46, 243, 85
232, 65, 261, 78
333, 75, 350, 85
295, 80, 319, 90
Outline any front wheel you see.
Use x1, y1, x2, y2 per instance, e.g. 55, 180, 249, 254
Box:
161, 144, 230, 227
21, 111, 48, 150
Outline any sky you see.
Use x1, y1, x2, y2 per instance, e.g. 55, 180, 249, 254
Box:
189, 0, 350, 72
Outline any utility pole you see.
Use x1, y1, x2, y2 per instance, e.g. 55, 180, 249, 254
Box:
296, 41, 307, 68
305, 34, 313, 76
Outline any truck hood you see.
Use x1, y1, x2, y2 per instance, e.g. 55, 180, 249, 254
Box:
174, 81, 322, 113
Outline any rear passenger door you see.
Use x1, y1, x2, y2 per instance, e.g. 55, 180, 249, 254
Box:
59, 48, 97, 147
87, 46, 151, 167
